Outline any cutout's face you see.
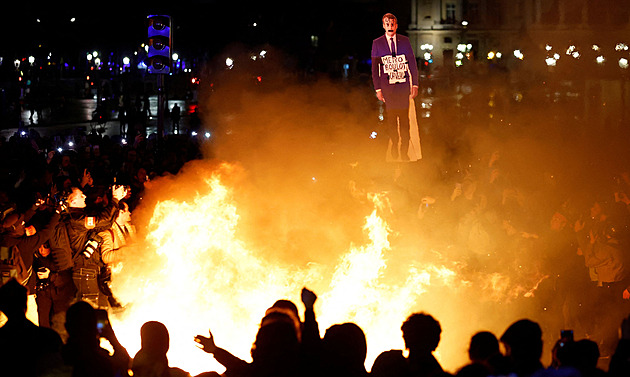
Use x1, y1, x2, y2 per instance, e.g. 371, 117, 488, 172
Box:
383, 17, 398, 36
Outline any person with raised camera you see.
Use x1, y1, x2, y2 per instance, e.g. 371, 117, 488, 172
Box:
48, 184, 127, 316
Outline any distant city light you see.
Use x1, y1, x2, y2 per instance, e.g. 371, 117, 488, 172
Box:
513, 50, 524, 60
496, 52, 502, 58
553, 53, 560, 60
204, 132, 211, 138
620, 58, 629, 69
28, 56, 35, 64
70, 18, 76, 22
596, 55, 605, 64
545, 57, 557, 66
420, 44, 433, 51
172, 53, 179, 61
424, 52, 432, 60
461, 20, 469, 26
487, 51, 495, 59
122, 57, 130, 65
260, 50, 267, 58
545, 45, 552, 51
225, 57, 234, 69
615, 43, 629, 51
592, 44, 600, 51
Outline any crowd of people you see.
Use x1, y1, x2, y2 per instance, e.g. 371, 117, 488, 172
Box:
2, 276, 630, 377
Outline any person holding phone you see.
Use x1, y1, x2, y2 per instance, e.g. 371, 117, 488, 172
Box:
62, 301, 130, 376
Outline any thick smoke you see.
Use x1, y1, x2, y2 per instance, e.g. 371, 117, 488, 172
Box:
118, 44, 630, 373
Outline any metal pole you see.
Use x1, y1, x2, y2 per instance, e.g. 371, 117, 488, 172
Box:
157, 73, 165, 139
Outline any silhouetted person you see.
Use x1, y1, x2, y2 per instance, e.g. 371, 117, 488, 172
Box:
61, 301, 130, 377
0, 278, 64, 377
402, 312, 444, 377
132, 321, 190, 377
195, 309, 301, 377
457, 331, 509, 377
500, 319, 544, 377
321, 322, 368, 377
371, 349, 409, 377
609, 314, 630, 377
569, 340, 606, 377
171, 103, 181, 134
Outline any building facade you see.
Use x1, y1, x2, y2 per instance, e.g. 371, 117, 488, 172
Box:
407, 0, 630, 73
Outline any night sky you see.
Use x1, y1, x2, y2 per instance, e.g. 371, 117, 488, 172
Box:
3, 0, 411, 62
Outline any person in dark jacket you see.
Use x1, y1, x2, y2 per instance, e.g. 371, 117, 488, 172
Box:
49, 185, 126, 308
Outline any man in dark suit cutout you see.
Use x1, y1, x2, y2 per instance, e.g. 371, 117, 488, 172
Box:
371, 13, 419, 161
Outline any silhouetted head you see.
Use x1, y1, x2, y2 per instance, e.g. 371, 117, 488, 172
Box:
140, 321, 170, 356
571, 339, 600, 372
500, 319, 542, 362
252, 312, 299, 366
371, 350, 407, 377
323, 323, 368, 371
0, 278, 27, 319
468, 331, 500, 363
266, 300, 301, 341
401, 312, 442, 353
65, 301, 98, 342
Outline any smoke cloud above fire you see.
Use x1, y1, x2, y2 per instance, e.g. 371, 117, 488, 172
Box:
110, 46, 630, 375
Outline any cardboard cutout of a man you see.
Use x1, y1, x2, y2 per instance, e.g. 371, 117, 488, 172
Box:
372, 13, 421, 162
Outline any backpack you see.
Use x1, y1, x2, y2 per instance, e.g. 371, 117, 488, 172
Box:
0, 244, 32, 287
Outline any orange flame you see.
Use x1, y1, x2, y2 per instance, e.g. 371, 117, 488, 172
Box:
107, 162, 548, 375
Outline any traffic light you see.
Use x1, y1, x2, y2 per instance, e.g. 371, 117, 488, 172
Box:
147, 15, 171, 74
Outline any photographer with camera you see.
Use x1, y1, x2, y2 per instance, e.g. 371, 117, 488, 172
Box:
1, 198, 62, 290
32, 241, 75, 331
48, 185, 127, 315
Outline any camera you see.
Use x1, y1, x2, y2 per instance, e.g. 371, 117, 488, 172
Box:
35, 267, 50, 292
83, 234, 103, 259
95, 308, 109, 334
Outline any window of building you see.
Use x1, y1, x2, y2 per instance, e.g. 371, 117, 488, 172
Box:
446, 3, 456, 23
